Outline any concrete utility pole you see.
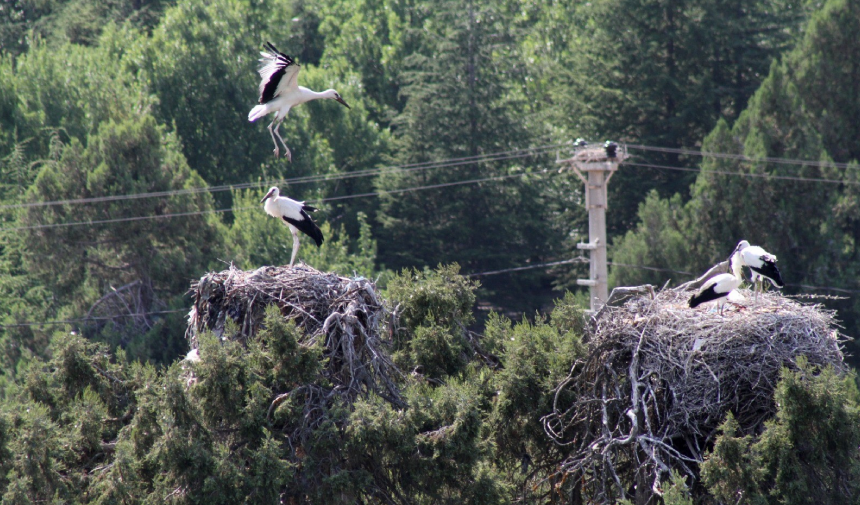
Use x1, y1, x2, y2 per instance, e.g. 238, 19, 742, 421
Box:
557, 141, 628, 312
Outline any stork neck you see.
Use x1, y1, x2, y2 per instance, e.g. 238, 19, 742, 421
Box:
296, 86, 328, 104
263, 196, 277, 215
730, 252, 743, 280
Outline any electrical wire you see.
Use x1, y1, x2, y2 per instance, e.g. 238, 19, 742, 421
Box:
627, 144, 860, 171
467, 257, 860, 294
607, 262, 694, 276
625, 161, 860, 186
465, 257, 589, 277
3, 140, 860, 330
0, 309, 186, 328
4, 141, 854, 214
0, 143, 568, 211
5, 141, 855, 233
2, 207, 245, 232
1, 169, 550, 232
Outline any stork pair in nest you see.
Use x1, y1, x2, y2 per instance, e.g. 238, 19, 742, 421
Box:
689, 240, 785, 314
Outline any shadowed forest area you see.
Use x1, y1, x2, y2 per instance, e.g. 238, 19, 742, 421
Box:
2, 0, 860, 502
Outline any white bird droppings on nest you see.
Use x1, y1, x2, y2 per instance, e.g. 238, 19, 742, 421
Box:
185, 263, 402, 407
543, 286, 846, 501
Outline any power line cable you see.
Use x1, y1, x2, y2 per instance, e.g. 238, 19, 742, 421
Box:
607, 262, 694, 276
2, 206, 246, 232
0, 309, 186, 328
627, 144, 859, 171
0, 143, 567, 211
465, 257, 589, 277
625, 161, 860, 186
468, 257, 860, 293
1, 168, 551, 232
5, 141, 854, 213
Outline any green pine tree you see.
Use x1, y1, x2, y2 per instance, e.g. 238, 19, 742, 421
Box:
17, 113, 225, 362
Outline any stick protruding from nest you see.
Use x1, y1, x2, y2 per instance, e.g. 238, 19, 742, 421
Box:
543, 282, 846, 502
186, 263, 403, 407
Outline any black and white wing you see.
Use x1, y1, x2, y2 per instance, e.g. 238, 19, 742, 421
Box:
688, 273, 738, 308
742, 246, 785, 288
257, 41, 301, 104
274, 197, 324, 246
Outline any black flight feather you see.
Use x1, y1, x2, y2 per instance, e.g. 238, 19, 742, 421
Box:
282, 212, 324, 247
750, 261, 784, 288
259, 67, 285, 104
266, 41, 289, 59
258, 42, 297, 104
688, 284, 727, 309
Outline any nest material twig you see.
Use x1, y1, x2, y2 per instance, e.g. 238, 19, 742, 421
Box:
186, 263, 403, 408
567, 146, 629, 163
543, 286, 846, 503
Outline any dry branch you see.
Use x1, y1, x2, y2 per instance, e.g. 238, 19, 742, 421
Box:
85, 279, 161, 340
543, 285, 846, 503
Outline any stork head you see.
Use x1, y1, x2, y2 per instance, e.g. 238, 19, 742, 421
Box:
324, 89, 350, 109
734, 240, 751, 253
261, 186, 279, 203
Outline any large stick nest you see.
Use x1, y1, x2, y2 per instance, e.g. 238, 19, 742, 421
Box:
186, 264, 402, 407
543, 284, 846, 502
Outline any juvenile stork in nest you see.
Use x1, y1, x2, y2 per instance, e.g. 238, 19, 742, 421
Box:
689, 249, 744, 315
261, 187, 324, 266
734, 240, 784, 300
248, 42, 350, 160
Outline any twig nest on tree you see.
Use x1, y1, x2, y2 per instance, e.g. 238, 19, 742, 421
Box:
544, 287, 846, 501
186, 263, 402, 406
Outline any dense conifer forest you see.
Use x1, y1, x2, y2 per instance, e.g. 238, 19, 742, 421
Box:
1, 0, 860, 502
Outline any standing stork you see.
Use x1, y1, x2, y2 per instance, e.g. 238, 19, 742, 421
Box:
689, 249, 744, 315
734, 240, 784, 300
261, 187, 324, 266
248, 42, 350, 160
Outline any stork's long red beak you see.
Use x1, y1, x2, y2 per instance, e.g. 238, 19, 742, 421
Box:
261, 189, 275, 203
335, 96, 350, 109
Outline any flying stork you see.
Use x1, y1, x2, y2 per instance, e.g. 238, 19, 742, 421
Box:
688, 250, 744, 315
734, 240, 784, 299
260, 187, 324, 266
248, 42, 350, 160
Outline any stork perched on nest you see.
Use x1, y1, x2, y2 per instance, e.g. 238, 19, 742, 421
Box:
261, 187, 324, 266
734, 240, 784, 300
248, 42, 350, 160
689, 249, 744, 315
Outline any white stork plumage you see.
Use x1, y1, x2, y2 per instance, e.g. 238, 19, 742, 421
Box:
261, 187, 324, 266
688, 250, 744, 315
734, 240, 784, 300
688, 273, 742, 315
248, 42, 350, 160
